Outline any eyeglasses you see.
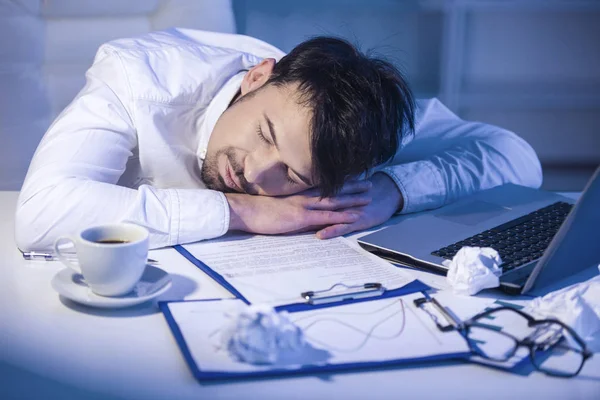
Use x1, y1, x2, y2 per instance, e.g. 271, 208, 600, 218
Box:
414, 296, 594, 378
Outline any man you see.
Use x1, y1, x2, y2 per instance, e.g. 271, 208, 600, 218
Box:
15, 29, 542, 251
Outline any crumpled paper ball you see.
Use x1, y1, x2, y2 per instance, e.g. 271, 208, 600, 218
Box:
221, 304, 305, 364
443, 246, 502, 296
526, 270, 600, 344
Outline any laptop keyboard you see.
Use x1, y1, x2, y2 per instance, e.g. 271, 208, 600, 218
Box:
431, 201, 573, 273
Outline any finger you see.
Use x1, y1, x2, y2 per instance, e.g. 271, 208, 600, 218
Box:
306, 210, 360, 227
309, 195, 371, 210
316, 223, 357, 239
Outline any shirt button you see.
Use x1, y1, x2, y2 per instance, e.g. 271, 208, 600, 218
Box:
200, 148, 207, 159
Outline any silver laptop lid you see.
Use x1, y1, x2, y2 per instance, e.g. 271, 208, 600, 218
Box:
523, 166, 600, 293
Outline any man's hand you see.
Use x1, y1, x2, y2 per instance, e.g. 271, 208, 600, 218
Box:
225, 181, 373, 235
315, 173, 404, 239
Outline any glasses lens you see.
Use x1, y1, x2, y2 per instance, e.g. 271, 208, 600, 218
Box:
468, 325, 519, 361
530, 322, 586, 377
467, 308, 536, 361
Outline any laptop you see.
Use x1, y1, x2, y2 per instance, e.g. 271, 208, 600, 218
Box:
358, 167, 600, 295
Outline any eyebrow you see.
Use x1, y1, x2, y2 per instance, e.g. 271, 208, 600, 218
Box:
263, 112, 313, 186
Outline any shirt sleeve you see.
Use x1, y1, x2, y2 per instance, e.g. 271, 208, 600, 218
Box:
378, 98, 543, 214
15, 46, 230, 251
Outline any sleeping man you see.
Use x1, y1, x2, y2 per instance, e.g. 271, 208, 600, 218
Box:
15, 29, 542, 250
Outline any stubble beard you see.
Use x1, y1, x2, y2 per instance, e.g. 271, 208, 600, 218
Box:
201, 147, 250, 194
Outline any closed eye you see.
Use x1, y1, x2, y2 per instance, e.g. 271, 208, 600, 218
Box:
257, 121, 303, 186
256, 125, 270, 145
286, 173, 298, 185
282, 165, 298, 185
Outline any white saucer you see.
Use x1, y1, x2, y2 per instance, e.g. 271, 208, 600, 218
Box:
51, 265, 172, 309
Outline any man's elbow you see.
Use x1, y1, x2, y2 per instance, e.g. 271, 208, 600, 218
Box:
491, 129, 543, 190
15, 204, 40, 252
511, 137, 543, 189
14, 193, 57, 252
522, 162, 543, 190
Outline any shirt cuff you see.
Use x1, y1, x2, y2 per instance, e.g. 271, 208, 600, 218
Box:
379, 160, 447, 214
172, 188, 230, 245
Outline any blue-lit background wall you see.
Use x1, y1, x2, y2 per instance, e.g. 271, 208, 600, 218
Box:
1, 0, 598, 190
232, 0, 600, 190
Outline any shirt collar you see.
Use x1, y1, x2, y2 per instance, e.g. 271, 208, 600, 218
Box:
196, 71, 246, 160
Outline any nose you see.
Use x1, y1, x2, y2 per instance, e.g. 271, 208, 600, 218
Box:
244, 150, 280, 185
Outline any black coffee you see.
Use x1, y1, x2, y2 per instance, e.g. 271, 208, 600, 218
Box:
96, 239, 130, 244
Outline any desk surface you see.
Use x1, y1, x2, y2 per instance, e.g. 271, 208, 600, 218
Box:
1, 191, 598, 400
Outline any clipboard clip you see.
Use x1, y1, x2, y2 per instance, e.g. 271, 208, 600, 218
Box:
301, 282, 385, 305
414, 294, 464, 332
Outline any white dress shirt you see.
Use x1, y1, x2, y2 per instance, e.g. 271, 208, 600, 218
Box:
15, 28, 543, 251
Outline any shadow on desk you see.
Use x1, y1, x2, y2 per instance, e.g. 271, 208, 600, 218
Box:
195, 352, 600, 386
0, 361, 127, 400
58, 273, 197, 317
196, 358, 463, 386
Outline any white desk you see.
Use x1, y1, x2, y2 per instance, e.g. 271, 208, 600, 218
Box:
1, 191, 598, 400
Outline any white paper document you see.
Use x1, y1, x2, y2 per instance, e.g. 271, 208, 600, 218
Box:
166, 293, 471, 374
182, 233, 415, 306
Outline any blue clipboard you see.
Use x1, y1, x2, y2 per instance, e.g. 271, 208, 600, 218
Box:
159, 287, 472, 382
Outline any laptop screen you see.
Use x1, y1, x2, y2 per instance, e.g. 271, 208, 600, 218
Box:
524, 167, 600, 293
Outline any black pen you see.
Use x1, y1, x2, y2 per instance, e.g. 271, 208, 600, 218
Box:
21, 251, 159, 264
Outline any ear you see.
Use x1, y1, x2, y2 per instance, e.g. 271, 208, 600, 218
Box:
240, 58, 276, 96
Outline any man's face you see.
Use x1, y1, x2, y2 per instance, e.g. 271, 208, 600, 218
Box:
202, 60, 314, 196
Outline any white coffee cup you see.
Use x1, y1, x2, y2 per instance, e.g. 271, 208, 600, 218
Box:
53, 223, 149, 297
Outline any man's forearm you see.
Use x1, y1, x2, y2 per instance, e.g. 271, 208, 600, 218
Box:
224, 192, 249, 232
16, 182, 230, 250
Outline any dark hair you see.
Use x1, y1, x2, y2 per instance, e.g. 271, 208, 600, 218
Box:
267, 36, 415, 197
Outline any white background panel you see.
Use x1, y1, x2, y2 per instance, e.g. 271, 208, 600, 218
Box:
0, 68, 48, 125
0, 0, 40, 16
44, 17, 152, 64
0, 13, 43, 63
41, 0, 159, 18
152, 0, 236, 33
43, 64, 88, 117
0, 120, 49, 190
